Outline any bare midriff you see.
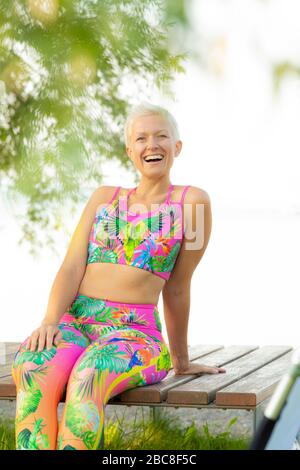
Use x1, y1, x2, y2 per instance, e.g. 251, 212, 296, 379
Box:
77, 186, 184, 305
78, 263, 165, 305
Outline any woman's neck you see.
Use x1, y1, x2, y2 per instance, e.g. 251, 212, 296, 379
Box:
134, 179, 171, 199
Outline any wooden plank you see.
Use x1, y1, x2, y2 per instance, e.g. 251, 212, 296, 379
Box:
0, 376, 15, 398
184, 344, 224, 360
167, 345, 292, 405
120, 345, 258, 403
0, 363, 14, 379
0, 343, 224, 400
216, 351, 293, 406
0, 342, 21, 364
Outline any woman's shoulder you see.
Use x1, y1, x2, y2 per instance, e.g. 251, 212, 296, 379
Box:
93, 185, 122, 204
173, 185, 210, 203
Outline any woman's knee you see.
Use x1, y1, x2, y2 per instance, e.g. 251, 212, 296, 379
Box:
11, 324, 89, 382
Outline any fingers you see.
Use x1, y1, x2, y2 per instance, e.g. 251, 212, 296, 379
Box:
26, 326, 62, 352
28, 331, 39, 352
210, 367, 226, 374
200, 365, 226, 374
46, 329, 56, 350
53, 330, 63, 347
38, 329, 46, 352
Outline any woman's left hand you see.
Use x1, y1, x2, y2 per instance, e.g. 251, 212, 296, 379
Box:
174, 361, 226, 376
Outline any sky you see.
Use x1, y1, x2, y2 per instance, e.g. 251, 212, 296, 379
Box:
1, 0, 300, 348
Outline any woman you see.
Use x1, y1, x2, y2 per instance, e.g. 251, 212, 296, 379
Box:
11, 102, 226, 450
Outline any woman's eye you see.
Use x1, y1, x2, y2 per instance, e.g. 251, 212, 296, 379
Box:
136, 135, 167, 141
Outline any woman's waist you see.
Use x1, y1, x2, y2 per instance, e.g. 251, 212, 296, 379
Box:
79, 264, 164, 304
60, 293, 162, 332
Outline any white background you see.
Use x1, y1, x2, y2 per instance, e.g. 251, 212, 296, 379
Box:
1, 0, 300, 347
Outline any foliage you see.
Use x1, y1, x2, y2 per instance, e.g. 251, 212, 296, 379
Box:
0, 0, 192, 255
0, 411, 250, 450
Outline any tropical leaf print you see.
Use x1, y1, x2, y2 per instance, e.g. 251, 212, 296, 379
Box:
81, 323, 132, 340
113, 329, 156, 347
58, 325, 90, 348
80, 323, 103, 338
71, 344, 130, 401
16, 418, 49, 450
144, 213, 164, 233
126, 371, 147, 388
161, 241, 181, 272
88, 244, 119, 264
29, 418, 50, 450
15, 387, 42, 424
150, 254, 166, 272
141, 332, 161, 345
62, 444, 77, 450
16, 428, 31, 450
70, 295, 114, 323
75, 368, 99, 400
133, 238, 156, 269
14, 361, 49, 391
110, 307, 149, 327
76, 343, 129, 374
153, 308, 162, 332
156, 343, 172, 372
108, 211, 127, 238
14, 347, 57, 366
87, 190, 184, 278
65, 398, 99, 450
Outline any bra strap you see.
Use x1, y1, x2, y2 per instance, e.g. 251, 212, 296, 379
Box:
126, 187, 136, 200
108, 186, 121, 204
180, 185, 191, 205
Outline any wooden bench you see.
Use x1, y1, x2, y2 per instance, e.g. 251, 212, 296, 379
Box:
0, 342, 295, 436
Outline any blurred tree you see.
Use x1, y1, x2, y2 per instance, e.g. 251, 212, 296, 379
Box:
0, 0, 192, 256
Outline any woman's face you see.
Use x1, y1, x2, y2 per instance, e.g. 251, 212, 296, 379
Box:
126, 114, 182, 178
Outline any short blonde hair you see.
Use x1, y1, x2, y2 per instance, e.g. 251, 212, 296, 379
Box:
124, 101, 180, 147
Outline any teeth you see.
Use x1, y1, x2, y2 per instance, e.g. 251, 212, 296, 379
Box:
144, 154, 164, 162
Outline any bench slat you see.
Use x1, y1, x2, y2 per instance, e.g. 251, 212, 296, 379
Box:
0, 342, 21, 364
167, 345, 292, 405
120, 345, 258, 403
118, 344, 224, 403
215, 351, 293, 406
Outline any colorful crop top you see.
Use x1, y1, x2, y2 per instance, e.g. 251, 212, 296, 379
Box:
87, 184, 191, 281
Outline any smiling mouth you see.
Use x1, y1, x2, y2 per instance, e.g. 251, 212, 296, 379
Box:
143, 154, 164, 163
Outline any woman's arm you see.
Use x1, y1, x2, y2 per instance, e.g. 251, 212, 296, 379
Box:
162, 282, 190, 373
42, 186, 110, 324
162, 187, 226, 375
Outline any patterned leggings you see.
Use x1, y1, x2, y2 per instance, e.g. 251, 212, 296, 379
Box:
11, 293, 172, 450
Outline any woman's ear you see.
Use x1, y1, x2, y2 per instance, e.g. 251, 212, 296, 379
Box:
126, 146, 133, 161
175, 140, 183, 157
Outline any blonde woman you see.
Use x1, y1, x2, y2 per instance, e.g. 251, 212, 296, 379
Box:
12, 102, 225, 450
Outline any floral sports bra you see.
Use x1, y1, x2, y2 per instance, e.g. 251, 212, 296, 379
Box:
87, 184, 191, 281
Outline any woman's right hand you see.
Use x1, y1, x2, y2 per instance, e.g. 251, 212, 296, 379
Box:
26, 321, 63, 352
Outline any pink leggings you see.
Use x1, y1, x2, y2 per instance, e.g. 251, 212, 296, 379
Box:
11, 293, 172, 450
